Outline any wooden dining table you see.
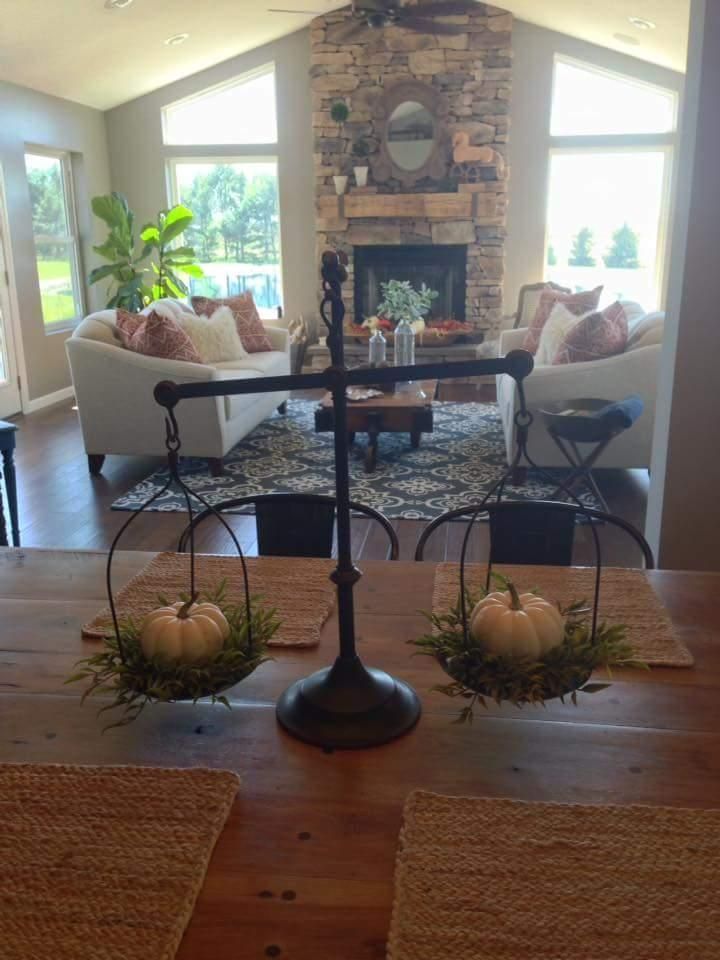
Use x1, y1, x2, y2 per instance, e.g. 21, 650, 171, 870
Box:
2, 546, 720, 959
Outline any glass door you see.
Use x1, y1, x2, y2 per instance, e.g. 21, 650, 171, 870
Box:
0, 210, 22, 418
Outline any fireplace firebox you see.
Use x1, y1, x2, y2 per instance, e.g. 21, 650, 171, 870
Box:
353, 245, 467, 324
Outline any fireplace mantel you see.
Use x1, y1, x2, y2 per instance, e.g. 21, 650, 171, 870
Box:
317, 190, 501, 222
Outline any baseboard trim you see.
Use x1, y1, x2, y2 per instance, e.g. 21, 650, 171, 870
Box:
24, 385, 75, 414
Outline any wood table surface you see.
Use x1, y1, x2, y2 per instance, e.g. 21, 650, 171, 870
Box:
2, 547, 720, 960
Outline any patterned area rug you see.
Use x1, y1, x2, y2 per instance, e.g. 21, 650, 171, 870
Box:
112, 399, 598, 520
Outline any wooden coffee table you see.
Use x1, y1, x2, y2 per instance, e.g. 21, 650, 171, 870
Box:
315, 379, 437, 472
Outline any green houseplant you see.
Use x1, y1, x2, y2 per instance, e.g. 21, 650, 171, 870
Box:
330, 100, 350, 195
377, 279, 438, 327
89, 192, 203, 311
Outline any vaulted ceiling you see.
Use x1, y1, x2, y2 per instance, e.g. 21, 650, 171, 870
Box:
0, 0, 689, 111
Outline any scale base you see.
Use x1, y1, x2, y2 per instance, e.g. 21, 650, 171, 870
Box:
276, 657, 421, 749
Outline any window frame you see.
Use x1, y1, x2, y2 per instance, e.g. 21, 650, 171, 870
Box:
544, 55, 679, 311
161, 63, 278, 148
25, 146, 85, 333
166, 155, 284, 309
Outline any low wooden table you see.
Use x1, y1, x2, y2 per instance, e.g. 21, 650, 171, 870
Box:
1, 548, 718, 959
315, 379, 437, 472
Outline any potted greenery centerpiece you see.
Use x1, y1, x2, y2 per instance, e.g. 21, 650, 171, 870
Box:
413, 575, 647, 723
352, 137, 371, 187
375, 279, 438, 335
330, 99, 350, 195
68, 581, 279, 728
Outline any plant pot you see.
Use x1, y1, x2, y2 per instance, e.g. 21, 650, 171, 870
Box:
353, 166, 368, 187
333, 175, 348, 195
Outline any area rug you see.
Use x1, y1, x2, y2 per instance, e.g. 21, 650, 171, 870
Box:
112, 400, 599, 520
388, 790, 720, 960
0, 763, 239, 960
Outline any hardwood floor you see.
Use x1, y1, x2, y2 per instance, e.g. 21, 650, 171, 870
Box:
4, 389, 650, 565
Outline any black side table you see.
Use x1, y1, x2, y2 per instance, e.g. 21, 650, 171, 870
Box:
540, 397, 643, 513
0, 419, 19, 547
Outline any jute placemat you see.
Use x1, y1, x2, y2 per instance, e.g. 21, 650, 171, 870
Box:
388, 790, 720, 960
431, 563, 693, 666
0, 763, 239, 960
83, 552, 336, 648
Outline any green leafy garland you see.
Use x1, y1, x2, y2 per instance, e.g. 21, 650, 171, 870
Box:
412, 580, 647, 723
67, 582, 279, 729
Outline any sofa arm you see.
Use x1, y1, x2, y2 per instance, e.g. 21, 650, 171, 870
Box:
263, 324, 290, 353
499, 327, 529, 354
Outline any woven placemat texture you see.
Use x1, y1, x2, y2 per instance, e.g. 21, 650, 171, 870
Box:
83, 552, 336, 648
0, 763, 239, 960
388, 790, 720, 960
432, 563, 693, 667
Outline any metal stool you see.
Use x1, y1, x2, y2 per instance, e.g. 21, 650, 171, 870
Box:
540, 396, 644, 513
0, 420, 19, 547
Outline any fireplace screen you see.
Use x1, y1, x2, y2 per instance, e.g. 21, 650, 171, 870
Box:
353, 244, 467, 324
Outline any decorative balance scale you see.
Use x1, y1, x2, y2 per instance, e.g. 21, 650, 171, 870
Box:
98, 250, 623, 749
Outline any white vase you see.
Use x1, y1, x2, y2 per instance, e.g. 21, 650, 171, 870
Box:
333, 175, 348, 195
354, 165, 368, 187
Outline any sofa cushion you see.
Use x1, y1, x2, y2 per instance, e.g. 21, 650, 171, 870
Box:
523, 286, 603, 355
214, 350, 290, 378
553, 301, 629, 365
535, 303, 584, 366
177, 307, 248, 364
116, 309, 202, 363
192, 293, 273, 353
626, 311, 664, 351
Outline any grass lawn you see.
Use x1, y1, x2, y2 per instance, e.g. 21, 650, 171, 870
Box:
37, 259, 72, 283
41, 293, 75, 325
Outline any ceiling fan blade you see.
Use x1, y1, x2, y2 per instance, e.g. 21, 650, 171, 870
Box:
411, 0, 477, 14
400, 15, 466, 33
328, 16, 372, 41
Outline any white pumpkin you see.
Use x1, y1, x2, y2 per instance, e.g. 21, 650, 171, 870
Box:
469, 583, 565, 659
140, 599, 230, 664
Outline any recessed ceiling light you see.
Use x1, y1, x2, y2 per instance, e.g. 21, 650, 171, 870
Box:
164, 32, 190, 46
105, 0, 134, 8
614, 32, 640, 46
628, 16, 656, 30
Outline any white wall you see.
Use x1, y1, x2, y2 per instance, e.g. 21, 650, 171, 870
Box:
0, 79, 111, 402
105, 28, 316, 330
505, 21, 684, 313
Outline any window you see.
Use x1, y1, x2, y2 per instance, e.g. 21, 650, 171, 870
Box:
163, 65, 282, 310
168, 160, 281, 308
544, 58, 677, 311
24, 150, 84, 329
162, 66, 277, 146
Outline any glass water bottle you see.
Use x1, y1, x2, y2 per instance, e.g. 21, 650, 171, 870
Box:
368, 328, 387, 366
394, 316, 415, 368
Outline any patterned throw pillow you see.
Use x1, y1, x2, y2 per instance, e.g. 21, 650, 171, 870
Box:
553, 301, 629, 365
192, 293, 273, 353
523, 286, 603, 355
116, 309, 202, 364
534, 302, 585, 366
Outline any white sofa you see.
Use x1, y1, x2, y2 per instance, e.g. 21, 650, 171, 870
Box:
66, 302, 290, 475
496, 313, 663, 469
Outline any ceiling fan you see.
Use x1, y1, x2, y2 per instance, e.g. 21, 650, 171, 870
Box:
268, 0, 478, 37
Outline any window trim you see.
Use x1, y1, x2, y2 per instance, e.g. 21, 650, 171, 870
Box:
166, 156, 284, 308
161, 63, 278, 148
25, 146, 85, 333
543, 56, 679, 311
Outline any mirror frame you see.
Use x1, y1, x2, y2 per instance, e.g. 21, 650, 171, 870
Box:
373, 80, 449, 187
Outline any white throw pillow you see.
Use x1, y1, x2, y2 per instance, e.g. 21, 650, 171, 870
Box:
626, 311, 664, 351
178, 306, 248, 364
535, 303, 586, 366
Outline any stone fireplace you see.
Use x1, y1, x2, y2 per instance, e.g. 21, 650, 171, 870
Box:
310, 2, 512, 342
354, 243, 468, 322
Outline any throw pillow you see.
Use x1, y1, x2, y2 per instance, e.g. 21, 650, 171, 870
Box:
523, 286, 603, 355
178, 306, 248, 364
535, 302, 586, 366
116, 309, 202, 364
553, 301, 629, 365
192, 292, 273, 353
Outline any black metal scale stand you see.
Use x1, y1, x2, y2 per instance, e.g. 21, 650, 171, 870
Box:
153, 251, 534, 749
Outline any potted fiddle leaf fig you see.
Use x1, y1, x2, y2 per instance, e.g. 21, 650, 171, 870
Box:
140, 206, 204, 300
352, 137, 371, 188
330, 99, 350, 195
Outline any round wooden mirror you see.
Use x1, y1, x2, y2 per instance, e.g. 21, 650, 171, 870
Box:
387, 101, 435, 172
